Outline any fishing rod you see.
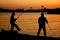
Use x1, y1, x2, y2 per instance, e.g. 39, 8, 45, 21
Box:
47, 24, 53, 31
16, 12, 23, 20
47, 23, 56, 34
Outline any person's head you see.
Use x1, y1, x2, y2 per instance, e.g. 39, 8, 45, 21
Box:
12, 11, 15, 16
41, 12, 44, 17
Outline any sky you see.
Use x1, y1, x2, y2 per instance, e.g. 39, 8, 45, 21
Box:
0, 0, 60, 10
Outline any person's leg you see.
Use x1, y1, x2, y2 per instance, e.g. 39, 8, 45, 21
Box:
37, 25, 41, 36
43, 26, 46, 37
10, 24, 14, 31
14, 24, 21, 31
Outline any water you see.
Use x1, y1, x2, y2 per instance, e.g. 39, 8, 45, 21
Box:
0, 12, 60, 37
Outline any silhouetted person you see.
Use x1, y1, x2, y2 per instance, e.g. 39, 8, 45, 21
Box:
10, 11, 21, 31
37, 12, 48, 37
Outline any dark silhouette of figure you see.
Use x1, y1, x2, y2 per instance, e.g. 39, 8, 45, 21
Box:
10, 11, 21, 31
37, 12, 48, 37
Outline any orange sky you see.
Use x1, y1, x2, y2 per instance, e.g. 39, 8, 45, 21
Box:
0, 0, 60, 9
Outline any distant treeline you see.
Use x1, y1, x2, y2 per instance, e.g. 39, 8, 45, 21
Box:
0, 8, 60, 14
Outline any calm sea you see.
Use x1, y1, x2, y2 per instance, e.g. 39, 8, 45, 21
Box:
0, 12, 60, 37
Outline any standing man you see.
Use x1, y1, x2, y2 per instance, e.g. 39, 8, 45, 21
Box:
37, 12, 48, 37
10, 11, 21, 31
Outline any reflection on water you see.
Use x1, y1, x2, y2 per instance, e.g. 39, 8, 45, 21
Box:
0, 12, 60, 37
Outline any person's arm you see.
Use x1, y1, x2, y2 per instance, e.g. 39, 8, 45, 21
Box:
14, 18, 17, 22
45, 17, 48, 24
15, 18, 17, 21
38, 17, 41, 24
